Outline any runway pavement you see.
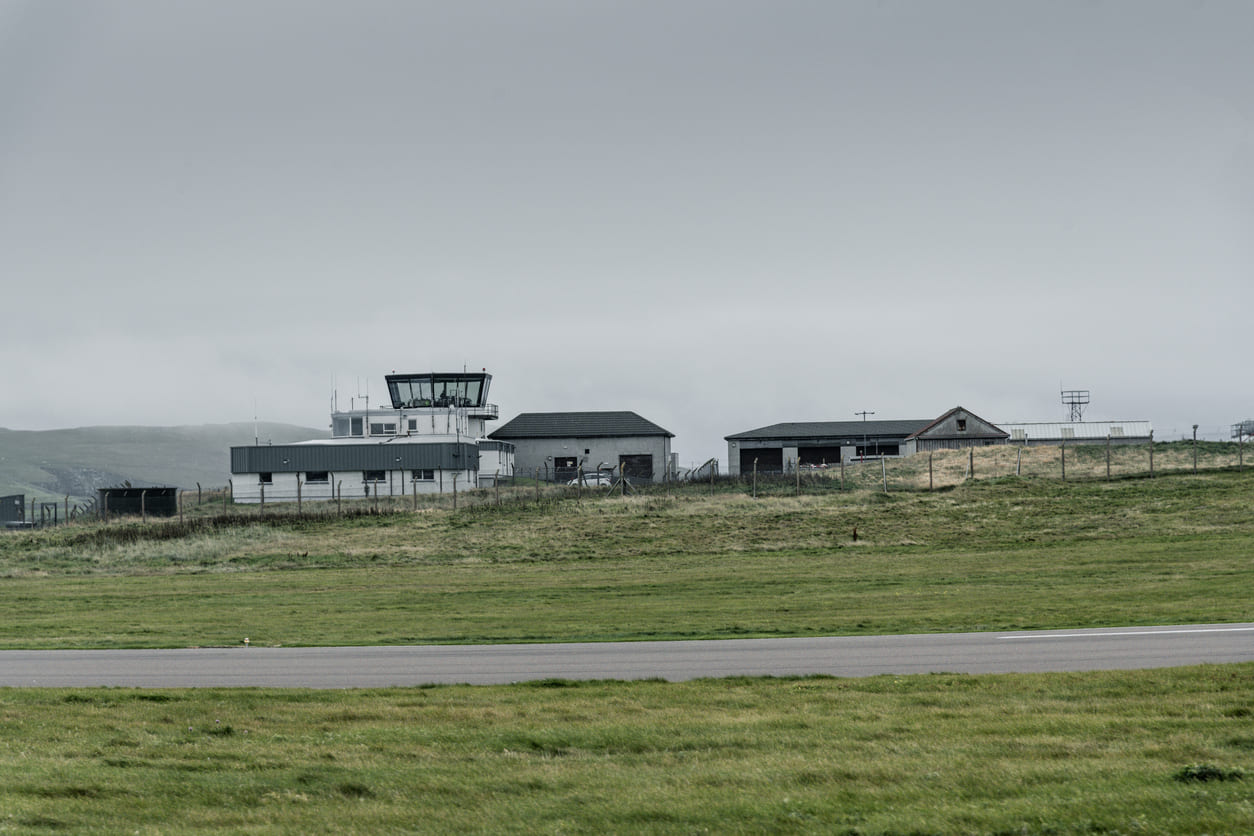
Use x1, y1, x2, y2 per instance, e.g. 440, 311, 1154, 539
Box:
2, 623, 1251, 688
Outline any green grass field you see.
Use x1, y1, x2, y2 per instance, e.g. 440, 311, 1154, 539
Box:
1, 669, 1251, 834
1, 462, 1252, 833
2, 465, 1252, 648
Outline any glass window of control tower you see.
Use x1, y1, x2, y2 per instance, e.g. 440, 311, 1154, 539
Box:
390, 374, 488, 409
390, 378, 433, 408
431, 377, 483, 408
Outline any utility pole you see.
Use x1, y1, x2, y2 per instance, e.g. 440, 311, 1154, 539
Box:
1193, 424, 1199, 474
855, 410, 875, 463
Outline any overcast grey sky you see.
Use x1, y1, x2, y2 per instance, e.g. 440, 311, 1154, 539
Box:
2, 0, 1251, 466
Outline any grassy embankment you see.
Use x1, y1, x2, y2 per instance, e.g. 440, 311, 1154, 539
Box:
1, 447, 1251, 833
1, 447, 1251, 648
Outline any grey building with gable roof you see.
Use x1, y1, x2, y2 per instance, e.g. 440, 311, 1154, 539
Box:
726, 418, 931, 475
725, 406, 1009, 474
489, 411, 674, 484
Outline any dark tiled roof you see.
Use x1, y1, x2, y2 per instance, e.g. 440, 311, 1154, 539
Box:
490, 411, 674, 440
725, 420, 932, 441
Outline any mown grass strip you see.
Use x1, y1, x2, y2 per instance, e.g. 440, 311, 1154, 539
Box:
0, 533, 1250, 649
1, 666, 1251, 834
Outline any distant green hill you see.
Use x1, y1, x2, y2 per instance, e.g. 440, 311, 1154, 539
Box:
0, 423, 324, 503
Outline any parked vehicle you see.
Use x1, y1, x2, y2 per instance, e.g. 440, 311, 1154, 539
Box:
567, 473, 614, 487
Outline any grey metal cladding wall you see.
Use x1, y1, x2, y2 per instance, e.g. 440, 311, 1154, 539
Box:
230, 443, 478, 473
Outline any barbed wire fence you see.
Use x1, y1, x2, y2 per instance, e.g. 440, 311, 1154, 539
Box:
7, 434, 1252, 530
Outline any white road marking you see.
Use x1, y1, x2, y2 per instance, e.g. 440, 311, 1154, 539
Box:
999, 626, 1254, 640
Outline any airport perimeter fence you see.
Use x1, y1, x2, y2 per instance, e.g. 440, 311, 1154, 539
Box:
732, 438, 1252, 497
8, 438, 1252, 531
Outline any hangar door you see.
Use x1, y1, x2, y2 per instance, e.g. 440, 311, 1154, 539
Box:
739, 448, 783, 474
619, 454, 654, 482
799, 446, 842, 466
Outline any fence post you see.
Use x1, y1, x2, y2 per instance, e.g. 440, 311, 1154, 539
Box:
1240, 430, 1245, 471
452, 473, 458, 511
373, 481, 379, 513
1149, 431, 1154, 477
197, 482, 202, 506
1061, 440, 1066, 482
1016, 446, 1023, 477
178, 490, 183, 525
495, 471, 500, 507
226, 480, 232, 512
141, 489, 147, 524
1192, 424, 1199, 474
297, 477, 303, 516
881, 456, 888, 493
796, 459, 801, 497
259, 483, 265, 515
840, 457, 845, 491
65, 495, 70, 526
535, 469, 540, 504
929, 452, 933, 490
1106, 434, 1111, 481
337, 481, 342, 516
969, 447, 974, 481
413, 475, 418, 511
752, 458, 758, 499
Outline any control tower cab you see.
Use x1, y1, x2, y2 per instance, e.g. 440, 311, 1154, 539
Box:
332, 371, 499, 440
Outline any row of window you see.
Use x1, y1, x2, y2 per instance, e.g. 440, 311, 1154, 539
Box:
257, 470, 438, 485
332, 417, 420, 438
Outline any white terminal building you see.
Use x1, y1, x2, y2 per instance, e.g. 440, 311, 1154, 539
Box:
229, 370, 514, 503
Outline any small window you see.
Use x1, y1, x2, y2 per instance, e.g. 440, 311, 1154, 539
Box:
956, 418, 967, 432
351, 417, 363, 437
258, 472, 273, 485
363, 470, 386, 483
305, 471, 329, 484
1110, 426, 1124, 437
584, 449, 590, 455
369, 422, 396, 436
407, 419, 418, 432
411, 469, 434, 482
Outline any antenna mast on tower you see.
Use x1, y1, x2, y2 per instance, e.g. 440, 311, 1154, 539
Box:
1061, 389, 1090, 422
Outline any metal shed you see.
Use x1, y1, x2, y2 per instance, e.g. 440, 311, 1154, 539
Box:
997, 421, 1153, 446
1, 494, 25, 528
98, 486, 180, 518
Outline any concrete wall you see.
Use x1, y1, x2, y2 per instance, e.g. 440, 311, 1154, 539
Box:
510, 435, 672, 483
728, 439, 893, 474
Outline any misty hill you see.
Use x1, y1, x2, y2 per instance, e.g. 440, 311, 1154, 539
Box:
0, 423, 324, 502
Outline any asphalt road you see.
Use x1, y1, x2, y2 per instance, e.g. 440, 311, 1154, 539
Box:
2, 623, 1251, 688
